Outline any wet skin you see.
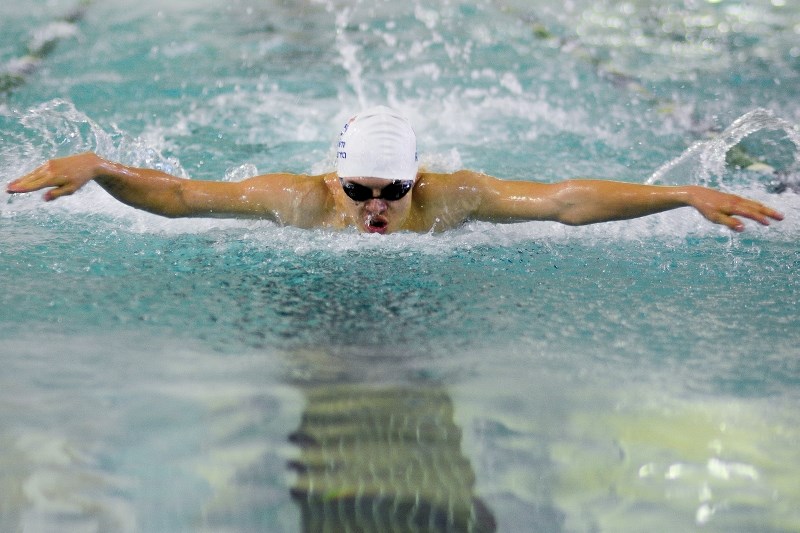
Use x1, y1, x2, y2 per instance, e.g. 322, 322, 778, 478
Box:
337, 177, 415, 234
7, 152, 785, 235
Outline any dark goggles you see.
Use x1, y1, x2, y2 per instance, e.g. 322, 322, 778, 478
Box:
339, 178, 414, 202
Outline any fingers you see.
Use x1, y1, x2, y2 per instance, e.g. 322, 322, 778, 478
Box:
43, 184, 74, 201
7, 165, 52, 193
6, 175, 34, 193
715, 196, 785, 232
751, 203, 784, 223
730, 198, 784, 226
6, 162, 73, 200
696, 189, 785, 232
722, 215, 746, 232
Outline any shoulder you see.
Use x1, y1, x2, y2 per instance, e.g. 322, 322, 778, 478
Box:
407, 170, 491, 231
414, 170, 513, 208
236, 172, 335, 227
414, 169, 489, 196
238, 172, 331, 200
242, 171, 327, 188
417, 169, 487, 185
411, 170, 560, 227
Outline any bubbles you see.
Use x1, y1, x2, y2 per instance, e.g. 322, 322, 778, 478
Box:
223, 163, 259, 182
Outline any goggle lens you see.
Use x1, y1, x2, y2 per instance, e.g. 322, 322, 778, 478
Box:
340, 179, 413, 202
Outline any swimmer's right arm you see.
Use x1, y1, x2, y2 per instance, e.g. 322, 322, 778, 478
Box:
8, 152, 201, 216
6, 152, 319, 222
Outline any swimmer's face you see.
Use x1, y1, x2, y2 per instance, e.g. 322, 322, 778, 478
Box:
339, 177, 414, 234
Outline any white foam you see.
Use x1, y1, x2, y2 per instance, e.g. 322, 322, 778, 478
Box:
3, 101, 797, 256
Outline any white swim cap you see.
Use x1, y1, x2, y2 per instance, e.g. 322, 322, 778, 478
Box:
336, 106, 419, 181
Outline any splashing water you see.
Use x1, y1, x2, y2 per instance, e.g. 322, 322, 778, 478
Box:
2, 99, 185, 178
647, 108, 800, 187
2, 1, 800, 532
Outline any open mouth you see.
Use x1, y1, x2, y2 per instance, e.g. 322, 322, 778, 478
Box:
365, 215, 388, 234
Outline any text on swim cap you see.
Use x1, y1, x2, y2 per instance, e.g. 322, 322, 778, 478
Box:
338, 121, 350, 159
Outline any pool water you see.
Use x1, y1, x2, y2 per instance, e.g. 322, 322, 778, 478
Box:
2, 0, 800, 531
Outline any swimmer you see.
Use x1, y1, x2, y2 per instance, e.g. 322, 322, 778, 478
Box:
7, 106, 784, 234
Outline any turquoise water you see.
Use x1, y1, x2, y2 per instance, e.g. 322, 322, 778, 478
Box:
2, 0, 800, 531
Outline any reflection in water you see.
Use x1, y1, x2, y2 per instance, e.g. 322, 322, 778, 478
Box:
288, 384, 496, 533
283, 347, 496, 532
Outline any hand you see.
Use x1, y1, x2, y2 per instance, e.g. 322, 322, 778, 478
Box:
687, 185, 784, 232
6, 152, 104, 201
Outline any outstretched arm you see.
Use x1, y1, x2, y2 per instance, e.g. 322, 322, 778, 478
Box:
8, 152, 204, 216
460, 172, 783, 231
6, 152, 329, 225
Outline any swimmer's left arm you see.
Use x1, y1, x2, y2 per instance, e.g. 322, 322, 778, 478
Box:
465, 173, 783, 231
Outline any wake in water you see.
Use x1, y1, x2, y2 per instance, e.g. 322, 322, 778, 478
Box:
0, 0, 91, 96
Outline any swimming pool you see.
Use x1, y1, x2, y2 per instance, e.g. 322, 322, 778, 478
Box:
2, 0, 800, 531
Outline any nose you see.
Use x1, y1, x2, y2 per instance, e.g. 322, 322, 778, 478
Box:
364, 198, 388, 213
